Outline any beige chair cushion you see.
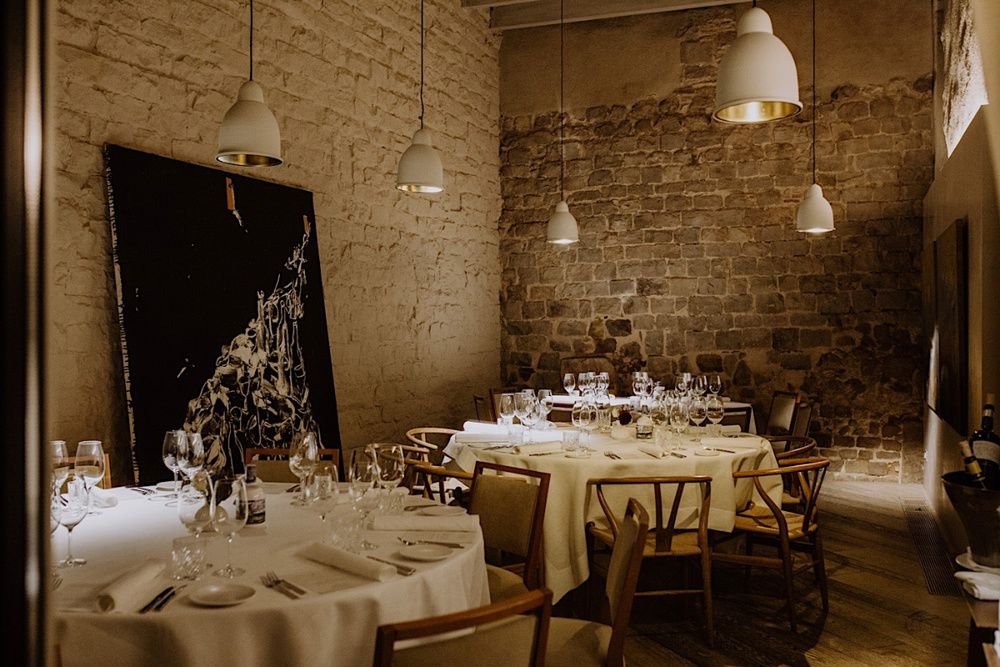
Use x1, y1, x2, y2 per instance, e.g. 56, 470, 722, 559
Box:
487, 564, 529, 603
546, 618, 612, 667
393, 615, 539, 667
735, 503, 811, 539
590, 525, 703, 557
251, 459, 298, 483
470, 474, 539, 558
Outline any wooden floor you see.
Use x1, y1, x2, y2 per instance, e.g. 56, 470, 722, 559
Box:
611, 481, 967, 666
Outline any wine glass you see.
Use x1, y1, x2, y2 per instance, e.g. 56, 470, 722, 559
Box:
563, 373, 576, 396
514, 393, 533, 428
348, 447, 380, 551
537, 389, 553, 427
211, 475, 248, 578
708, 374, 723, 396
689, 397, 708, 444
308, 466, 339, 540
597, 372, 610, 397
177, 431, 206, 481
52, 440, 71, 492
676, 373, 691, 395
668, 400, 688, 448
632, 373, 645, 398
161, 431, 184, 497
706, 395, 725, 436
498, 393, 516, 435
75, 441, 106, 513
693, 375, 708, 397
289, 431, 319, 506
56, 477, 89, 568
571, 402, 593, 450
177, 473, 213, 574
375, 444, 405, 492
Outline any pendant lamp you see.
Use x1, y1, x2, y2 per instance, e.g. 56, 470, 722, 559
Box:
713, 1, 801, 124
547, 0, 578, 245
217, 0, 282, 167
796, 0, 834, 234
396, 0, 444, 193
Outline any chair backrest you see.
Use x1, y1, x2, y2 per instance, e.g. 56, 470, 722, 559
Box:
489, 387, 520, 424
733, 458, 830, 534
720, 406, 752, 432
474, 394, 495, 422
791, 401, 814, 437
243, 447, 339, 483
765, 390, 800, 436
559, 355, 618, 393
589, 476, 712, 554
765, 435, 817, 461
603, 498, 649, 667
405, 427, 457, 466
372, 588, 552, 667
469, 461, 551, 589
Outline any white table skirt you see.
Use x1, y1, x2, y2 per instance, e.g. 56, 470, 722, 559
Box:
445, 424, 779, 602
54, 484, 488, 667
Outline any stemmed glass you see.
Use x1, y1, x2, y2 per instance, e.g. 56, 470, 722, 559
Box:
563, 373, 576, 396
706, 396, 725, 436
177, 432, 206, 482
571, 402, 593, 450
668, 400, 688, 448
376, 444, 405, 493
676, 373, 692, 395
52, 441, 71, 492
537, 389, 553, 427
56, 477, 89, 568
177, 473, 213, 575
693, 375, 708, 397
514, 393, 535, 433
75, 441, 106, 513
307, 465, 339, 541
499, 393, 516, 437
348, 447, 380, 551
211, 475, 248, 578
632, 372, 645, 398
289, 431, 319, 506
161, 431, 184, 497
708, 374, 723, 396
689, 396, 708, 444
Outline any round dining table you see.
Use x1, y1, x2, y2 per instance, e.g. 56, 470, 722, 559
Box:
445, 422, 780, 602
53, 483, 488, 667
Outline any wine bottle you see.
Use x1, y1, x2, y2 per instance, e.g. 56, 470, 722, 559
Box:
245, 464, 266, 525
958, 439, 989, 490
970, 394, 1000, 487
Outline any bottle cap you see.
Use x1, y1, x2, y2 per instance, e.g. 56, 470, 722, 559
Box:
245, 464, 257, 483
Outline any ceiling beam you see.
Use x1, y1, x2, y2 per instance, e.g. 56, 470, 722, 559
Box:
488, 0, 747, 31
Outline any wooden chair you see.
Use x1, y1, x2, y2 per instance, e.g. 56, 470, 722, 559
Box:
586, 476, 714, 645
711, 458, 831, 632
720, 406, 752, 432
489, 387, 520, 423
405, 427, 457, 464
764, 390, 800, 436
408, 460, 473, 505
243, 447, 339, 483
372, 588, 552, 667
469, 461, 551, 602
474, 394, 495, 422
547, 498, 649, 667
766, 436, 818, 509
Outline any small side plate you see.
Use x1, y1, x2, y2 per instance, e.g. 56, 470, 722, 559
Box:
155, 480, 182, 493
956, 549, 1000, 575
693, 448, 720, 457
417, 505, 466, 517
399, 544, 451, 562
189, 583, 256, 607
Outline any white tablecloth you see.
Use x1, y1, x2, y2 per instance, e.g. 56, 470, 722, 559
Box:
445, 423, 779, 601
54, 484, 488, 667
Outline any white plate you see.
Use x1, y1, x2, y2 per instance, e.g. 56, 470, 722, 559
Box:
956, 549, 1000, 575
693, 448, 719, 457
399, 544, 452, 562
155, 481, 182, 493
565, 451, 591, 459
417, 505, 466, 517
189, 583, 256, 607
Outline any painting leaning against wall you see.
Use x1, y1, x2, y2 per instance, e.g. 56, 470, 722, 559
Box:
104, 145, 340, 485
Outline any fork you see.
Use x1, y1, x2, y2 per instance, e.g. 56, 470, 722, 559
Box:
397, 537, 464, 549
604, 451, 621, 460
260, 572, 299, 599
266, 571, 307, 596
51, 574, 62, 590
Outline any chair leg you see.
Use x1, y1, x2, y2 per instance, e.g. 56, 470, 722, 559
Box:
700, 551, 714, 648
811, 530, 829, 612
743, 534, 754, 590
780, 536, 797, 633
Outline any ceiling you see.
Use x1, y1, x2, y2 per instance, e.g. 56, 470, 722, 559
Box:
463, 0, 748, 31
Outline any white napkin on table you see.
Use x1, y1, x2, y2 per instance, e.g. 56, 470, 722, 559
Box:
720, 425, 742, 435
638, 445, 665, 458
94, 560, 165, 612
298, 542, 395, 582
371, 515, 480, 532
462, 421, 510, 435
955, 571, 1000, 600
89, 487, 119, 509
511, 442, 562, 455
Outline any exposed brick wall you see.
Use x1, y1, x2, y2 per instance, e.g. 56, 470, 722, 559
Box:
52, 0, 501, 483
499, 8, 933, 481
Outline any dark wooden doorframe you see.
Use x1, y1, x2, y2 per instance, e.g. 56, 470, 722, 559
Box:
2, 0, 49, 664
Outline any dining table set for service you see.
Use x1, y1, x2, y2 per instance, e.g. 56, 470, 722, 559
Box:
49, 436, 488, 667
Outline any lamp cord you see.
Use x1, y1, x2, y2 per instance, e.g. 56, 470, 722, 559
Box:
419, 0, 425, 129
559, 0, 565, 200
811, 0, 816, 183
249, 0, 254, 80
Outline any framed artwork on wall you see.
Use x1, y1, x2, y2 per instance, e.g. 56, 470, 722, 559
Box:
927, 217, 969, 435
104, 145, 340, 484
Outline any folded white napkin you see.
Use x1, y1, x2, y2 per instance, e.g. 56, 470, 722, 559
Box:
94, 560, 165, 612
720, 425, 741, 435
638, 445, 665, 458
298, 542, 395, 581
462, 421, 510, 435
955, 571, 1000, 600
511, 442, 562, 455
371, 515, 480, 532
89, 487, 119, 509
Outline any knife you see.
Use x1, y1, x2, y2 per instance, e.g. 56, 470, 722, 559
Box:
139, 586, 174, 614
276, 577, 307, 596
152, 586, 181, 612
412, 539, 466, 549
707, 447, 736, 453
669, 451, 687, 458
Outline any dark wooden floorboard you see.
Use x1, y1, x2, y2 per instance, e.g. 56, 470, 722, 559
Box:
597, 481, 967, 666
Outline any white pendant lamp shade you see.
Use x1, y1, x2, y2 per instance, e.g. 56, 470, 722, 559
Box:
216, 80, 282, 167
713, 7, 802, 124
796, 184, 834, 234
396, 128, 444, 193
547, 201, 579, 244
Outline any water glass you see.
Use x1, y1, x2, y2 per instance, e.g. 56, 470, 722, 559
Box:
289, 431, 320, 506
563, 373, 576, 395
171, 536, 206, 581
499, 393, 516, 432
52, 440, 71, 492
177, 431, 206, 480
706, 395, 725, 436
56, 477, 89, 568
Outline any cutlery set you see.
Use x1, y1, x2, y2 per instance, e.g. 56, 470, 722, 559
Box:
397, 537, 465, 549
129, 486, 155, 496
260, 571, 307, 599
604, 451, 622, 460
140, 585, 183, 613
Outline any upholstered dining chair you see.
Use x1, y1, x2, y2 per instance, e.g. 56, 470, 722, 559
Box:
585, 476, 714, 645
473, 394, 495, 422
243, 447, 339, 483
764, 390, 800, 436
547, 498, 649, 667
469, 461, 551, 603
766, 436, 818, 510
720, 406, 753, 432
372, 588, 552, 667
711, 457, 830, 632
790, 401, 815, 438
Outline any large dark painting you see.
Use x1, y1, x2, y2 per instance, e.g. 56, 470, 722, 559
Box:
928, 218, 968, 435
104, 145, 340, 484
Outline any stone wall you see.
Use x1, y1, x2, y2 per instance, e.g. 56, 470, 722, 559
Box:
52, 0, 501, 484
499, 7, 934, 481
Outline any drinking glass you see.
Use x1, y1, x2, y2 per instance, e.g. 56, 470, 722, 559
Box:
76, 440, 106, 513
563, 373, 576, 395
178, 473, 213, 541
632, 372, 645, 397
161, 431, 184, 496
50, 489, 63, 535
498, 393, 516, 434
708, 374, 723, 396
706, 395, 725, 436
689, 396, 708, 431
212, 475, 248, 578
177, 431, 206, 481
289, 431, 320, 506
537, 389, 553, 426
308, 466, 339, 539
348, 447, 380, 550
597, 372, 610, 397
375, 444, 405, 492
514, 392, 533, 427
52, 440, 71, 492
693, 375, 708, 397
676, 373, 691, 394
56, 477, 89, 568
572, 401, 594, 449
561, 429, 581, 455
669, 400, 688, 445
